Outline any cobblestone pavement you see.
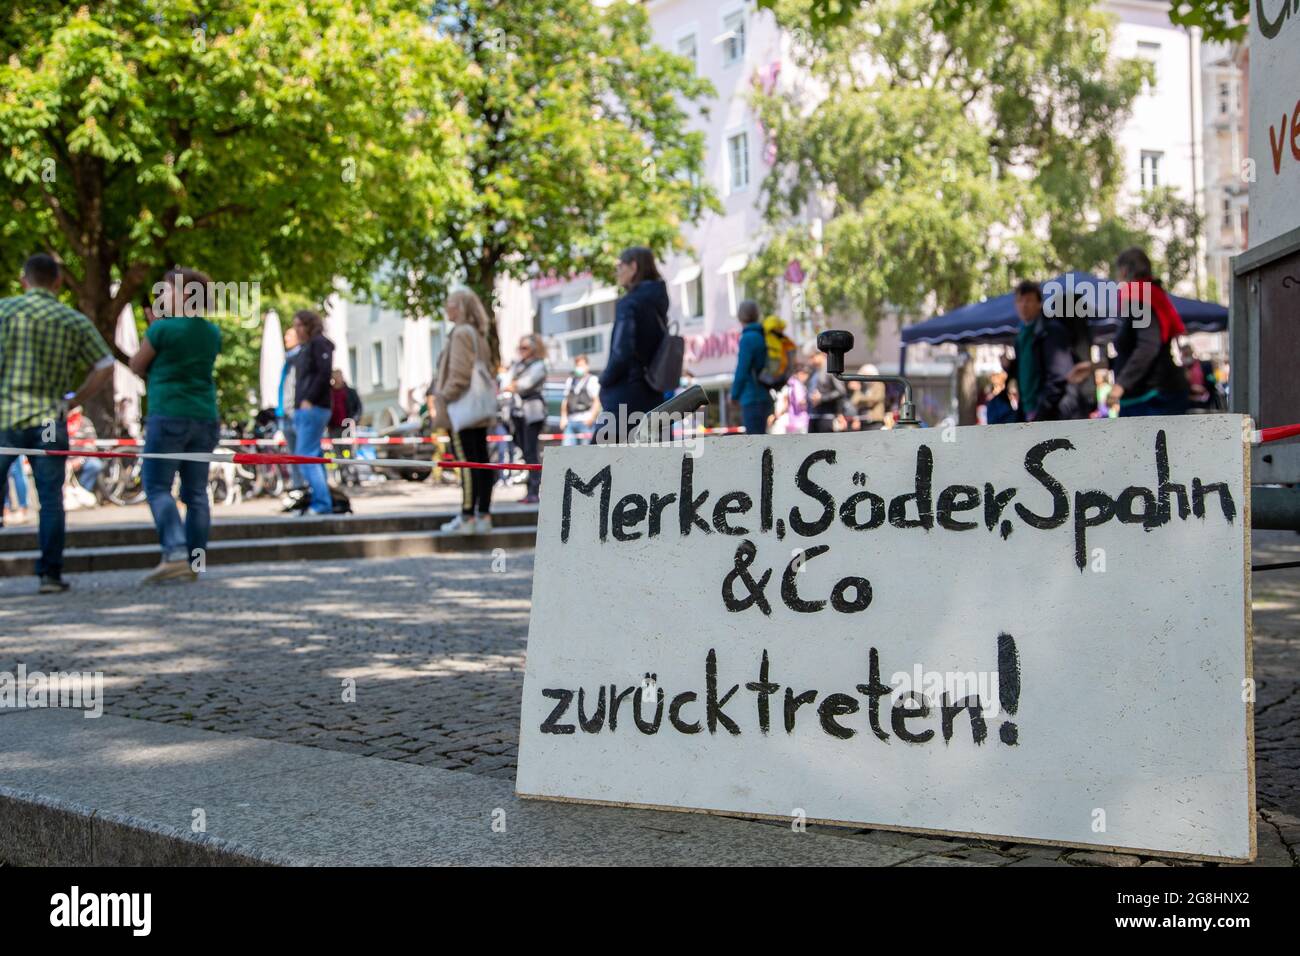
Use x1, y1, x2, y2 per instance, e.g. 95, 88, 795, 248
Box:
0, 533, 1296, 867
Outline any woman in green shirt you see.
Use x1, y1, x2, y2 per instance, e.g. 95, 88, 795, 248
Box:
129, 267, 223, 584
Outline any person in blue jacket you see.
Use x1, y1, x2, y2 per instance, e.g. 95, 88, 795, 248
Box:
731, 300, 772, 435
596, 246, 669, 443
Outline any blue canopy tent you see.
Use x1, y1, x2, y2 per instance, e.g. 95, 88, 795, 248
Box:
898, 271, 1228, 375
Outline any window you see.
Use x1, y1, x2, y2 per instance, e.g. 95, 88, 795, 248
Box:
728, 131, 750, 192
721, 9, 746, 67
348, 346, 358, 386
1140, 150, 1162, 190
1219, 81, 1232, 115
371, 341, 384, 388
1136, 41, 1160, 85
1222, 198, 1232, 228
685, 272, 704, 318
727, 273, 746, 318
676, 32, 697, 71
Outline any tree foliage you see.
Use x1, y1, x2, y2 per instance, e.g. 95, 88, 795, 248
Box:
0, 0, 467, 423
384, 0, 720, 361
760, 0, 1250, 42
746, 0, 1153, 337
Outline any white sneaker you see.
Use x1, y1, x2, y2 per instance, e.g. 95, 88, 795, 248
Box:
474, 515, 493, 534
142, 560, 197, 584
439, 514, 478, 535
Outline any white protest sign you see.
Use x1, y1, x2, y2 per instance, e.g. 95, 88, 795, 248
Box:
516, 415, 1254, 861
1249, 3, 1300, 247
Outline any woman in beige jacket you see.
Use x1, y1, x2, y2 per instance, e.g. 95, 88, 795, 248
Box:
430, 289, 497, 534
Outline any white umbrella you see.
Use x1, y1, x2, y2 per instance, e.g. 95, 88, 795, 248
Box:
324, 292, 350, 374
398, 315, 434, 417
259, 310, 285, 412
113, 304, 145, 437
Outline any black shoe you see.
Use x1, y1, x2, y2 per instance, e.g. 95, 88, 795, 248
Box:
39, 575, 70, 594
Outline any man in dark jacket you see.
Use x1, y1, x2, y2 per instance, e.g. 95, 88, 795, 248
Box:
597, 247, 669, 442
1005, 280, 1093, 422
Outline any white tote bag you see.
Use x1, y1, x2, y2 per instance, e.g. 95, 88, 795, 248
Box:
447, 326, 499, 432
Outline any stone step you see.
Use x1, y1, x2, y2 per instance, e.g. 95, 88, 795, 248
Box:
0, 508, 536, 553
0, 710, 917, 866
0, 525, 537, 577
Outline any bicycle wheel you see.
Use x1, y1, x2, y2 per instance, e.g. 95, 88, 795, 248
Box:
102, 458, 146, 506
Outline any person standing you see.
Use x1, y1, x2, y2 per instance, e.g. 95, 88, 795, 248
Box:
560, 353, 601, 446
1108, 247, 1189, 417
781, 365, 811, 434
129, 267, 223, 583
278, 325, 303, 490
731, 300, 772, 436
1005, 280, 1093, 422
0, 254, 114, 593
289, 310, 335, 515
597, 247, 669, 443
430, 288, 497, 533
849, 364, 887, 430
506, 334, 548, 504
808, 353, 846, 433
329, 369, 363, 486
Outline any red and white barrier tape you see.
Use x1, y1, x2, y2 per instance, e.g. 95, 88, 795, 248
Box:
71, 425, 747, 449
1253, 424, 1300, 445
24, 422, 1292, 474
0, 447, 542, 472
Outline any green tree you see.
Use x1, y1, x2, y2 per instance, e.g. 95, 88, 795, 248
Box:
761, 0, 1251, 42
385, 0, 719, 363
749, 0, 1151, 421
751, 0, 1149, 322
0, 0, 467, 424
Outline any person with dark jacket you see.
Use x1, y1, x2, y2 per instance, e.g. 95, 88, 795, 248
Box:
506, 334, 548, 504
597, 246, 668, 443
329, 369, 363, 486
808, 353, 846, 432
1108, 247, 1189, 417
730, 300, 772, 435
290, 309, 335, 515
1005, 280, 1093, 422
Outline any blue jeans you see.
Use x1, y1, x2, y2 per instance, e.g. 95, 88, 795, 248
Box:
278, 415, 302, 488
742, 402, 772, 436
0, 421, 70, 578
562, 419, 593, 446
7, 455, 28, 510
142, 415, 220, 563
78, 457, 103, 494
293, 405, 333, 514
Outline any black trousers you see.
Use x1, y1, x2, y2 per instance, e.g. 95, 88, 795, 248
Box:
513, 417, 543, 498
451, 427, 493, 516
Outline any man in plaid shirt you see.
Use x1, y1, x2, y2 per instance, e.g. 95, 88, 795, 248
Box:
0, 254, 114, 593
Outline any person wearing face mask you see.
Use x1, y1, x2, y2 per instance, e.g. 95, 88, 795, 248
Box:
560, 353, 601, 446
504, 334, 548, 504
129, 267, 223, 583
